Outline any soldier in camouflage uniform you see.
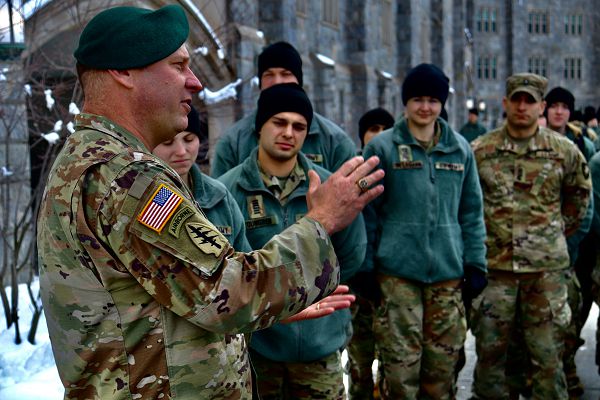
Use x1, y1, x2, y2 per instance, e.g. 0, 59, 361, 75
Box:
219, 83, 366, 400
470, 73, 592, 400
363, 64, 488, 399
36, 6, 384, 400
211, 41, 356, 178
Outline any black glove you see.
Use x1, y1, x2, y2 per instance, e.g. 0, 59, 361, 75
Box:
462, 265, 487, 306
347, 271, 382, 304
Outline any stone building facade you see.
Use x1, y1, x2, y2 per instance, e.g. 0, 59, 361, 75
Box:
468, 0, 600, 130
19, 0, 600, 163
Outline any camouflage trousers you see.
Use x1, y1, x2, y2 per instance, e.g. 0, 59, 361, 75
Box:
373, 275, 466, 400
504, 269, 582, 398
250, 349, 346, 400
471, 269, 571, 400
347, 295, 377, 400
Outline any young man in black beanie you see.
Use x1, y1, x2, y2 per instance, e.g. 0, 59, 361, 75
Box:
211, 41, 356, 178
219, 83, 366, 400
545, 86, 596, 399
362, 63, 487, 399
459, 108, 487, 142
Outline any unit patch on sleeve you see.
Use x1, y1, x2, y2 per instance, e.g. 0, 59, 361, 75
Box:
137, 183, 183, 233
186, 222, 228, 257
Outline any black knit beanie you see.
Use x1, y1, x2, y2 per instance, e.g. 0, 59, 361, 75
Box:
583, 106, 597, 123
255, 83, 313, 133
258, 41, 303, 87
401, 63, 450, 106
358, 108, 395, 144
545, 87, 575, 114
186, 105, 204, 137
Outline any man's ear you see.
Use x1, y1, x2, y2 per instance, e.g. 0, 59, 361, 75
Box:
107, 69, 135, 89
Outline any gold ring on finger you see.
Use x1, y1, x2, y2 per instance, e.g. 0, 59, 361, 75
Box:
356, 178, 369, 193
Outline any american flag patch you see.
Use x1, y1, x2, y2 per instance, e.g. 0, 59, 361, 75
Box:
137, 184, 183, 233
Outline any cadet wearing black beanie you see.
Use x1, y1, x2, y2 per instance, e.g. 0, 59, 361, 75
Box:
257, 41, 303, 88
358, 108, 395, 147
401, 63, 450, 106
545, 86, 575, 114
255, 83, 313, 133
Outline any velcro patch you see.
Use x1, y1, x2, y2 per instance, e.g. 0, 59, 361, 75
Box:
305, 153, 324, 163
215, 225, 232, 236
393, 161, 423, 169
137, 184, 183, 233
186, 222, 228, 257
435, 162, 464, 171
245, 216, 278, 230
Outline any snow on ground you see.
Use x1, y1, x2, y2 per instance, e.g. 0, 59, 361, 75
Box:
0, 280, 63, 399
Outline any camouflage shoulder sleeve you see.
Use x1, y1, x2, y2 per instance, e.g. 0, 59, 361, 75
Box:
562, 141, 592, 236
100, 163, 340, 334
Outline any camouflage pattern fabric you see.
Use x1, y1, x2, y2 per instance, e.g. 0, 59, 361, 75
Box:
471, 125, 592, 273
347, 295, 377, 400
471, 270, 571, 400
373, 275, 466, 399
36, 114, 340, 400
250, 349, 346, 400
562, 270, 585, 397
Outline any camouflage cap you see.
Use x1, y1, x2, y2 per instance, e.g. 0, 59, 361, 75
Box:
505, 73, 548, 102
74, 5, 189, 69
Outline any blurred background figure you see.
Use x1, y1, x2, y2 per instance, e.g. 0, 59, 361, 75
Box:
459, 108, 487, 142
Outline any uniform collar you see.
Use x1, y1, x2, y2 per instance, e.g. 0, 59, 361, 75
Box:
392, 117, 459, 153
189, 164, 226, 209
496, 124, 556, 154
239, 147, 312, 197
75, 113, 149, 153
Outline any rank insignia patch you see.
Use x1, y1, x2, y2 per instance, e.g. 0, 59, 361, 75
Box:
186, 222, 228, 257
247, 195, 266, 219
138, 184, 183, 233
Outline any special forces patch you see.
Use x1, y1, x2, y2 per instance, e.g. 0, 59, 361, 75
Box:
186, 222, 228, 257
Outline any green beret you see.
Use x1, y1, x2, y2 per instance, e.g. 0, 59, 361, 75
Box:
74, 5, 189, 69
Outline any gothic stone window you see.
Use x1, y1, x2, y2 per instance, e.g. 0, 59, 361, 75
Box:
528, 11, 549, 34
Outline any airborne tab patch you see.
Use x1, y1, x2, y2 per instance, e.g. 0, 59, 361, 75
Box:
186, 222, 228, 257
138, 184, 183, 233
168, 206, 194, 238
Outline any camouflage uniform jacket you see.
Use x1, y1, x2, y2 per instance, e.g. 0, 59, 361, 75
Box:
210, 110, 356, 177
219, 148, 366, 362
189, 163, 252, 252
37, 114, 340, 400
472, 124, 592, 273
362, 117, 487, 283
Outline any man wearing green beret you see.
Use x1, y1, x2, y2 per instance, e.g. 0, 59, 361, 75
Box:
470, 73, 592, 399
37, 5, 384, 400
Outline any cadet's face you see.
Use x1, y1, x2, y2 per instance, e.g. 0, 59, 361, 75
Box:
153, 131, 200, 177
405, 96, 442, 128
363, 124, 387, 146
132, 45, 203, 147
547, 102, 571, 131
258, 112, 308, 162
261, 68, 299, 90
503, 92, 544, 130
